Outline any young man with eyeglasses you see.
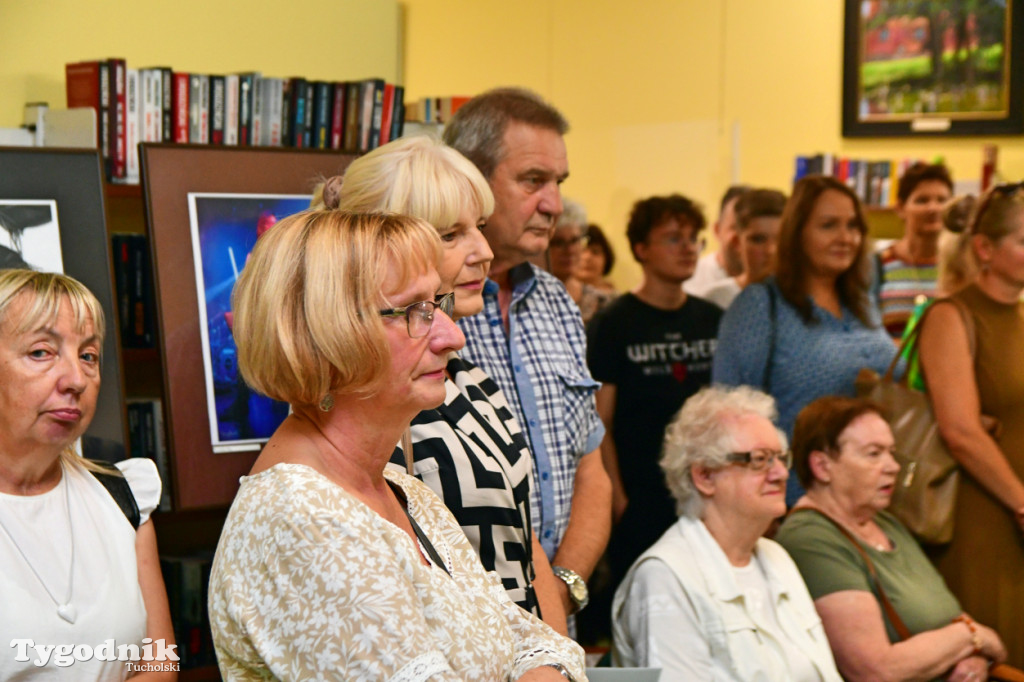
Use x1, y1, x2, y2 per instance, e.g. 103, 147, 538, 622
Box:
586, 194, 723, 624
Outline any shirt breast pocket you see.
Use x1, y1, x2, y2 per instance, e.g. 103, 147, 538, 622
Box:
554, 366, 599, 457
719, 608, 773, 679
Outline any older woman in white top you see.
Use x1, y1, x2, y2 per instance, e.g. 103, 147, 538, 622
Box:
612, 385, 841, 682
0, 270, 173, 681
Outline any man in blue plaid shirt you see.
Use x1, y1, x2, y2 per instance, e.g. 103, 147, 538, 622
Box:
444, 88, 611, 623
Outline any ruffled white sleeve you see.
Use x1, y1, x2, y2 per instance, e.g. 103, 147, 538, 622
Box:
114, 457, 162, 525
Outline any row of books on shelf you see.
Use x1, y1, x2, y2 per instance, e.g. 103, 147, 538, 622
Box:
794, 154, 923, 208
112, 234, 156, 348
66, 58, 406, 183
405, 95, 471, 124
161, 553, 215, 669
127, 399, 171, 512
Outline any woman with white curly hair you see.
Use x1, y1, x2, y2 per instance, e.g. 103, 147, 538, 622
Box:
611, 385, 841, 681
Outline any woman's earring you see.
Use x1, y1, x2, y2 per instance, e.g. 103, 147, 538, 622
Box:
319, 393, 335, 412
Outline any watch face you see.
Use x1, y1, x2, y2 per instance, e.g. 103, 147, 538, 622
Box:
570, 580, 586, 602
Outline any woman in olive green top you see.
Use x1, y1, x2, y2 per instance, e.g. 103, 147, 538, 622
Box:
775, 396, 1006, 682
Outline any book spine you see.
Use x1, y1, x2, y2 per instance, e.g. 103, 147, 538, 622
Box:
287, 77, 306, 147
312, 81, 331, 149
125, 68, 140, 183
237, 73, 254, 146
251, 77, 264, 146
794, 155, 810, 183
224, 74, 239, 145
279, 79, 291, 148
358, 80, 376, 152
390, 86, 405, 141
379, 82, 395, 145
343, 82, 360, 152
263, 78, 283, 147
369, 79, 384, 150
198, 74, 210, 144
64, 61, 102, 151
209, 75, 225, 145
329, 82, 345, 150
110, 59, 127, 180
302, 81, 314, 148
111, 234, 131, 347
98, 62, 112, 177
159, 68, 172, 142
150, 400, 171, 511
188, 74, 202, 143
141, 69, 158, 143
172, 72, 190, 143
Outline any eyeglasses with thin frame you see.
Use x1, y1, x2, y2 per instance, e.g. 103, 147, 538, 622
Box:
725, 448, 792, 472
651, 232, 705, 252
549, 235, 584, 249
379, 292, 455, 338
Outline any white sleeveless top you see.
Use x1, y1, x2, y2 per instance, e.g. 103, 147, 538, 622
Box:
0, 458, 161, 681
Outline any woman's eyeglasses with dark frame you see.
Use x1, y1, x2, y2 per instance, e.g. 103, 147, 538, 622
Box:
725, 448, 793, 472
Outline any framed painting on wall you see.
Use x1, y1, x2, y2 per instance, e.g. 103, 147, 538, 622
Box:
843, 0, 1024, 136
141, 144, 356, 509
0, 147, 127, 460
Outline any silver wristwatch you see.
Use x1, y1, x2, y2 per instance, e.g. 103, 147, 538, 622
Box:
552, 565, 589, 613
544, 663, 577, 681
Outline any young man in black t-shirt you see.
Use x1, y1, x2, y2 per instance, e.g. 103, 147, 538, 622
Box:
587, 194, 723, 588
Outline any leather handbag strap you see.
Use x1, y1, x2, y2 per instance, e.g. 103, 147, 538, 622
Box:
762, 282, 777, 392
387, 481, 451, 577
790, 507, 912, 640
88, 460, 141, 530
884, 296, 975, 383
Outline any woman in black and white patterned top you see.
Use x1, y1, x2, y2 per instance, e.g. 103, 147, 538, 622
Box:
319, 135, 567, 634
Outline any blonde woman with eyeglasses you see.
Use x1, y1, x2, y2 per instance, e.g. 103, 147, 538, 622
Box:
612, 385, 842, 681
916, 182, 1024, 667
208, 210, 585, 682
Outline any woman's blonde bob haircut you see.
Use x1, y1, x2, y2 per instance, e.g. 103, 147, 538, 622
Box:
232, 210, 441, 406
315, 135, 495, 231
0, 269, 107, 471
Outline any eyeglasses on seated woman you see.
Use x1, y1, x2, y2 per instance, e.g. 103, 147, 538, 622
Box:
612, 385, 842, 681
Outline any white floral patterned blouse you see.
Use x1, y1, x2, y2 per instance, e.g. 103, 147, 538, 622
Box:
208, 463, 586, 681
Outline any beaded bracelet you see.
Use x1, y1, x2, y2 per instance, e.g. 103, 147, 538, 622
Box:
953, 614, 983, 656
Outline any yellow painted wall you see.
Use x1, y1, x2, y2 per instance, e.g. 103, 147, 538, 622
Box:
401, 0, 1024, 289
0, 0, 401, 129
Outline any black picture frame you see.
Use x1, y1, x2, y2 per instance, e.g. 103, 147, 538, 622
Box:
843, 0, 1024, 136
0, 147, 127, 459
141, 144, 356, 509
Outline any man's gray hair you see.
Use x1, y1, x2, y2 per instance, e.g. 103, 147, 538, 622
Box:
556, 198, 587, 229
443, 87, 569, 179
660, 385, 785, 519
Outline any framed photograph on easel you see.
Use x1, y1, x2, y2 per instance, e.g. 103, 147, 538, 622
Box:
141, 144, 356, 510
843, 0, 1024, 136
0, 147, 127, 459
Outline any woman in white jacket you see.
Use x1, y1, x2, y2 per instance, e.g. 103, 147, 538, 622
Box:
612, 385, 841, 682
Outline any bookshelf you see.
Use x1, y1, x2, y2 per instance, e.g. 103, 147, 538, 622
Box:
101, 146, 357, 679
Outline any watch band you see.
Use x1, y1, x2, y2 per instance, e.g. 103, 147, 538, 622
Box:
551, 565, 589, 613
544, 663, 576, 681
